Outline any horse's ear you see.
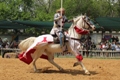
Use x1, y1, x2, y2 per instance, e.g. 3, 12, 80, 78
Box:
84, 13, 87, 16
83, 13, 87, 18
72, 19, 75, 24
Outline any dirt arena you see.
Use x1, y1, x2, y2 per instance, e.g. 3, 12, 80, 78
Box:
0, 56, 120, 80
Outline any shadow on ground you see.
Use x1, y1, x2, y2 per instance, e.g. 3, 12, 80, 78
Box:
30, 67, 98, 76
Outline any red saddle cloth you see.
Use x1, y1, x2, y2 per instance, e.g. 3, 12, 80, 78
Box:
19, 48, 48, 65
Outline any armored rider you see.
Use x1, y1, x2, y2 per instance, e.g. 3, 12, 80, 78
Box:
50, 8, 72, 52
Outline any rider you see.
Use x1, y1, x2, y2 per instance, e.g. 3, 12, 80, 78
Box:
50, 8, 72, 52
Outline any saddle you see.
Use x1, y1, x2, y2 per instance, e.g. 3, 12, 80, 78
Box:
52, 34, 68, 53
51, 34, 68, 44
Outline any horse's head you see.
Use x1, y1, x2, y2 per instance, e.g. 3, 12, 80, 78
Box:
73, 15, 95, 32
68, 15, 96, 39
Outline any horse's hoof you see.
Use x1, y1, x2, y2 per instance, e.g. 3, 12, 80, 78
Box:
59, 68, 64, 72
34, 70, 40, 73
85, 71, 91, 75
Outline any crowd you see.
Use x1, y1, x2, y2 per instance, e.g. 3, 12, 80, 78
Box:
0, 35, 120, 58
77, 35, 120, 57
99, 36, 119, 51
80, 35, 120, 51
0, 37, 18, 49
0, 35, 120, 52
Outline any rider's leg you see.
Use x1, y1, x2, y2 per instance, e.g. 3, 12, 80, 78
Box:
55, 30, 67, 52
59, 31, 64, 47
55, 29, 63, 47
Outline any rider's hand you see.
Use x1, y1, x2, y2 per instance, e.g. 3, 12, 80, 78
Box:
68, 19, 74, 23
59, 16, 63, 19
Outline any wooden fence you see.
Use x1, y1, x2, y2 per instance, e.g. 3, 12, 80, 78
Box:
80, 50, 120, 58
0, 48, 120, 58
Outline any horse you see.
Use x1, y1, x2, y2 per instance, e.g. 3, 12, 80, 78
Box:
18, 14, 95, 75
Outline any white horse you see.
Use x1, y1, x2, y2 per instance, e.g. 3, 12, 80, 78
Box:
18, 15, 95, 75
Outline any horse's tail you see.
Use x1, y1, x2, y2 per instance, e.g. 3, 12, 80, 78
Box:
18, 37, 36, 52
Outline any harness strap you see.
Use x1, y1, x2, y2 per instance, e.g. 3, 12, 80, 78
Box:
70, 37, 80, 40
82, 17, 91, 28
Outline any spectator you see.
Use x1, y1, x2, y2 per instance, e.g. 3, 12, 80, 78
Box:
111, 41, 116, 51
101, 42, 108, 51
115, 36, 119, 43
115, 43, 120, 51
0, 37, 3, 48
87, 35, 91, 41
111, 36, 115, 42
91, 42, 96, 50
107, 44, 111, 50
106, 40, 110, 47
10, 40, 18, 48
84, 38, 92, 57
2, 38, 10, 48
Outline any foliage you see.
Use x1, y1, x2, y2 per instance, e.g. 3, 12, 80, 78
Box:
0, 0, 120, 34
0, 0, 119, 20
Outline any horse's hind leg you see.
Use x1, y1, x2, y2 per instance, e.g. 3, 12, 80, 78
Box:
32, 58, 39, 72
45, 50, 64, 71
48, 58, 64, 71
31, 51, 42, 72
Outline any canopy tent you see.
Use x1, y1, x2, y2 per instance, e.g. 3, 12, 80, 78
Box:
0, 20, 30, 29
95, 17, 120, 30
12, 20, 73, 29
11, 20, 101, 29
0, 20, 72, 29
0, 20, 99, 29
0, 17, 120, 30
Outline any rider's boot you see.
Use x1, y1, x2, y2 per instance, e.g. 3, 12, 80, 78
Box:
59, 32, 68, 53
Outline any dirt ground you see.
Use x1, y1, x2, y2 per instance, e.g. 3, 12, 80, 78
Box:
0, 56, 120, 80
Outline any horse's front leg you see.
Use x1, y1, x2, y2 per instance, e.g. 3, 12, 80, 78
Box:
71, 50, 90, 75
73, 61, 90, 75
70, 40, 90, 75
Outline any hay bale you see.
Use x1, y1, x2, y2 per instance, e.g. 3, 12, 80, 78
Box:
4, 52, 19, 58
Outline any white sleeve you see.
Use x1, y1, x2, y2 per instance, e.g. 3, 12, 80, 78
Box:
54, 13, 60, 21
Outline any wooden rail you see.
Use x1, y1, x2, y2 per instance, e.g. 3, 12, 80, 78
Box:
79, 50, 120, 58
0, 48, 120, 58
0, 48, 21, 58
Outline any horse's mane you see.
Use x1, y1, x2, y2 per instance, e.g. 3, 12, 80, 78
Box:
73, 14, 83, 22
68, 14, 83, 30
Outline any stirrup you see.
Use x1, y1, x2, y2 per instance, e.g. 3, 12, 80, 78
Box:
62, 45, 68, 53
63, 49, 68, 53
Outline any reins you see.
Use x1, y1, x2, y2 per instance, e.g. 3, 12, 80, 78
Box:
82, 17, 92, 29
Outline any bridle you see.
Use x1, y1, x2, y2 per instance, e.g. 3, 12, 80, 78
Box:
82, 17, 92, 29
74, 16, 94, 30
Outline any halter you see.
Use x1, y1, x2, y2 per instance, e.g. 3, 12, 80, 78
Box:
82, 17, 92, 29
74, 16, 92, 29
73, 16, 93, 35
